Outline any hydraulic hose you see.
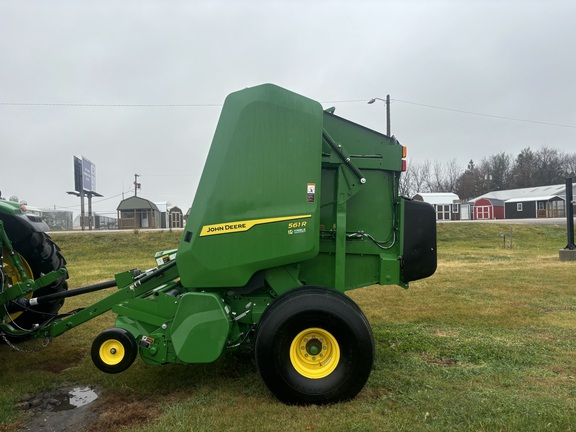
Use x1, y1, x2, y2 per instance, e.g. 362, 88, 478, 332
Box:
24, 279, 118, 306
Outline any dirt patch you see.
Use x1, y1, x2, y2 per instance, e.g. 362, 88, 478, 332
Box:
16, 387, 163, 432
18, 387, 100, 432
85, 396, 163, 431
39, 353, 85, 374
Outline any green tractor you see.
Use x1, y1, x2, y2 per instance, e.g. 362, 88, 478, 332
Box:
0, 197, 68, 332
0, 84, 436, 405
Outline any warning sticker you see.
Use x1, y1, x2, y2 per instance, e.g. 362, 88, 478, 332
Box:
307, 183, 316, 203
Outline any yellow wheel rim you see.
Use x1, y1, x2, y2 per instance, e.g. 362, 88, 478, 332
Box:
2, 247, 34, 322
99, 339, 125, 366
289, 327, 340, 379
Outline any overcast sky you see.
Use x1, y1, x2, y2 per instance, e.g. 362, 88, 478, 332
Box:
1, 0, 575, 218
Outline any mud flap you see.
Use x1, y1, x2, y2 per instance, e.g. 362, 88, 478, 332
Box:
401, 198, 437, 282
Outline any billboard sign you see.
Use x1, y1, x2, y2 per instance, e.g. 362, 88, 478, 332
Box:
82, 157, 96, 192
74, 156, 83, 193
73, 156, 97, 193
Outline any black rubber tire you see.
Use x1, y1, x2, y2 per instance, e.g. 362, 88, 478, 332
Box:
254, 286, 374, 405
3, 225, 68, 331
91, 328, 138, 374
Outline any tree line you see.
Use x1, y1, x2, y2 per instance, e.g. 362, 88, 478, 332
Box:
400, 146, 576, 200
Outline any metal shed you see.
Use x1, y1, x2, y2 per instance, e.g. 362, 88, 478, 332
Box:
474, 198, 505, 220
504, 196, 565, 219
117, 196, 161, 229
413, 192, 461, 221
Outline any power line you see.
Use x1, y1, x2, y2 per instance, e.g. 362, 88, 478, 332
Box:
321, 99, 368, 104
323, 97, 576, 129
2, 97, 575, 129
140, 174, 195, 177
52, 190, 129, 210
392, 99, 576, 130
0, 102, 221, 107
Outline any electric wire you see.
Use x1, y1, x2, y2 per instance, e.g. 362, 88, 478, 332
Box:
0, 102, 222, 108
2, 98, 575, 129
392, 99, 576, 129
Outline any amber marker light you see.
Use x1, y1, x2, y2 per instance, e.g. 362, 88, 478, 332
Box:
401, 146, 407, 171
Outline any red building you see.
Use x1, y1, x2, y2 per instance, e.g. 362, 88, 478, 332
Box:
473, 198, 504, 220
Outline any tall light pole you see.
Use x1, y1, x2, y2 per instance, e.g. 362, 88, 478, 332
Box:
367, 94, 391, 136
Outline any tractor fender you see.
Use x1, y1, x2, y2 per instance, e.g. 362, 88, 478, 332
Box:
0, 200, 50, 244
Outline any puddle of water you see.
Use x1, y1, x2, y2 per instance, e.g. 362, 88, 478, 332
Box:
52, 387, 98, 412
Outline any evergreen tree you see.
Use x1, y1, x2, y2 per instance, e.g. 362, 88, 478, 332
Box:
488, 152, 512, 191
534, 146, 564, 185
455, 160, 482, 200
511, 147, 537, 188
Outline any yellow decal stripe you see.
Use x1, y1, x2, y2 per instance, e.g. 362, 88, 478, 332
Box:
200, 215, 311, 237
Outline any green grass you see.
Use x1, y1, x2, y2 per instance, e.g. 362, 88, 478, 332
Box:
2, 224, 576, 431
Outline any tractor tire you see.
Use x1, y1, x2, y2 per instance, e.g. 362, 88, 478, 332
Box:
91, 328, 138, 374
2, 221, 68, 332
254, 286, 374, 405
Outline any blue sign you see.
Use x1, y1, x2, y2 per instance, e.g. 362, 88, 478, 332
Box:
74, 156, 96, 193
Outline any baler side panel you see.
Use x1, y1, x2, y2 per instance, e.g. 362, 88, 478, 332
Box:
298, 112, 404, 291
177, 84, 324, 288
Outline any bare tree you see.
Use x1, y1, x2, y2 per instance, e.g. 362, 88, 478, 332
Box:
477, 158, 494, 195
429, 160, 446, 192
445, 158, 463, 192
405, 159, 463, 195
535, 146, 564, 185
561, 152, 576, 178
399, 166, 413, 197
409, 160, 431, 194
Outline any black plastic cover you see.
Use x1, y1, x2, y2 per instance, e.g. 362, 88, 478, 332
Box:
402, 198, 437, 282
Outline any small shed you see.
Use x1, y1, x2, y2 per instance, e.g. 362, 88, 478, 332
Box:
154, 202, 170, 229
117, 196, 161, 229
413, 192, 461, 221
504, 196, 565, 219
473, 198, 505, 220
460, 200, 474, 220
169, 206, 184, 228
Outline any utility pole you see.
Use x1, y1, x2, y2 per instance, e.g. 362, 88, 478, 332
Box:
367, 94, 391, 136
80, 188, 85, 230
134, 174, 140, 197
386, 94, 391, 136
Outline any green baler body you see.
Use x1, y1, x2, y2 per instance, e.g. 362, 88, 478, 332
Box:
0, 83, 436, 371
176, 84, 323, 288
176, 83, 436, 296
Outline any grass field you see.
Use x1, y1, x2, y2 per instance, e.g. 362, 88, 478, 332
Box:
1, 223, 576, 431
